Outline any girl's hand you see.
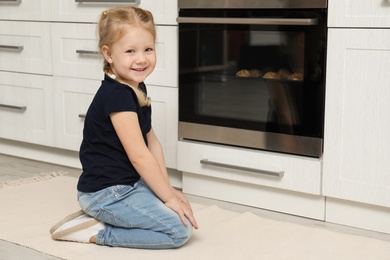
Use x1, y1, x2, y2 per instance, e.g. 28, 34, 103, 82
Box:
172, 188, 193, 214
165, 196, 199, 230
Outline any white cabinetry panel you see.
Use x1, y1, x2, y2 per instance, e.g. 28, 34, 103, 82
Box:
0, 21, 52, 75
51, 23, 103, 80
51, 0, 177, 25
0, 72, 54, 146
52, 77, 99, 151
145, 26, 178, 87
329, 0, 390, 27
323, 29, 390, 207
148, 85, 178, 169
178, 141, 322, 195
0, 0, 51, 21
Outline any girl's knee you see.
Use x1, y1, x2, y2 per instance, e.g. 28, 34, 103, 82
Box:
173, 221, 193, 248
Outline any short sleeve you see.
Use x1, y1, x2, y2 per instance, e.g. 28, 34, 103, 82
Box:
103, 85, 138, 118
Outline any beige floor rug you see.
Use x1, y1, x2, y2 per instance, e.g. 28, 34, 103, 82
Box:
0, 174, 389, 260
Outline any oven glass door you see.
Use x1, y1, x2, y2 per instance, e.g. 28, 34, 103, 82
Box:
179, 9, 327, 156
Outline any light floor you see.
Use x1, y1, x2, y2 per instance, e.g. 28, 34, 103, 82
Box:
1, 153, 390, 259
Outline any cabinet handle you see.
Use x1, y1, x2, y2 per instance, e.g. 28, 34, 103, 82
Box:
0, 0, 22, 3
0, 104, 27, 112
78, 114, 86, 119
75, 0, 140, 3
177, 17, 318, 26
200, 159, 284, 178
76, 50, 99, 55
0, 45, 23, 52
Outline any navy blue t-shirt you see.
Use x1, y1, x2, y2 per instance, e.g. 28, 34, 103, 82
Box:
77, 74, 152, 192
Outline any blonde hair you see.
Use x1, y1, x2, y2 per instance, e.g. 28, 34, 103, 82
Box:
98, 6, 156, 107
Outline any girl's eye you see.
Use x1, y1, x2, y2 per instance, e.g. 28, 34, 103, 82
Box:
145, 48, 154, 52
126, 49, 135, 53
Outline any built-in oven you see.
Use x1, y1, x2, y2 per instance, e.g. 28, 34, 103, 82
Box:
178, 0, 327, 158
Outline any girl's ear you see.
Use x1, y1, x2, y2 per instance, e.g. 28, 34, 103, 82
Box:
102, 45, 113, 63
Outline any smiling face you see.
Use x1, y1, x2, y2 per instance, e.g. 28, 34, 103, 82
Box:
102, 26, 156, 87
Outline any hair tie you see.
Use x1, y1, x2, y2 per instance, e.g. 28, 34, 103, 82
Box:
103, 10, 108, 15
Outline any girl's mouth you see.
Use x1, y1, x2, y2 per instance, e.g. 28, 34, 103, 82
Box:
132, 67, 147, 72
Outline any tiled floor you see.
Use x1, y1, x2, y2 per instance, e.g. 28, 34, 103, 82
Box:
1, 153, 389, 259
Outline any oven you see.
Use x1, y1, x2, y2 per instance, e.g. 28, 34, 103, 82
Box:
178, 0, 327, 157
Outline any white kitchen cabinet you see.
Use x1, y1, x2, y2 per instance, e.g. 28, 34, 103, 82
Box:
328, 0, 390, 28
148, 85, 178, 169
178, 141, 325, 220
323, 28, 390, 208
51, 0, 178, 25
0, 21, 52, 75
51, 23, 103, 80
178, 141, 322, 195
0, 0, 51, 21
52, 77, 99, 151
0, 71, 54, 146
145, 26, 178, 88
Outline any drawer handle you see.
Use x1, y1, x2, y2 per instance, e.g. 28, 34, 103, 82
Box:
0, 0, 22, 3
0, 45, 23, 52
75, 0, 140, 3
76, 50, 99, 55
0, 104, 27, 112
200, 159, 284, 178
78, 114, 86, 119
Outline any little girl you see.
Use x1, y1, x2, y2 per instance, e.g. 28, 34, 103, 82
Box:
50, 6, 198, 249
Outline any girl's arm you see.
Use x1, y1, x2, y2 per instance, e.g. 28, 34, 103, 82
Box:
146, 129, 170, 184
110, 111, 198, 229
147, 129, 194, 213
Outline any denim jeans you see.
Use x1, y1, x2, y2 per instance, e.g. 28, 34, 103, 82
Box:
77, 179, 192, 249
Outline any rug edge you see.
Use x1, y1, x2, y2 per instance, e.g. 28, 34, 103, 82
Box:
0, 171, 68, 189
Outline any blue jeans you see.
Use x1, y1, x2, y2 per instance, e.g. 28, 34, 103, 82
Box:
77, 179, 192, 249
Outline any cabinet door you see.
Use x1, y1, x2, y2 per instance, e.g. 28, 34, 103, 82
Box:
148, 85, 178, 169
329, 0, 390, 28
0, 72, 54, 146
51, 0, 177, 25
323, 29, 390, 207
0, 21, 52, 75
53, 77, 99, 151
0, 0, 51, 21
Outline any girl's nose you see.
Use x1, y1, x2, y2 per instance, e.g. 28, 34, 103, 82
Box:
135, 53, 146, 63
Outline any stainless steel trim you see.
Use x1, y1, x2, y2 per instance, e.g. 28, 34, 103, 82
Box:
179, 122, 323, 157
0, 104, 27, 112
0, 45, 23, 51
200, 159, 284, 178
177, 17, 318, 26
76, 50, 99, 55
78, 114, 86, 119
178, 0, 327, 9
75, 0, 139, 3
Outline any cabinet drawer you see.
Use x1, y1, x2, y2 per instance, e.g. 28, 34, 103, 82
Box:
53, 77, 99, 151
0, 0, 51, 21
329, 0, 390, 27
51, 0, 177, 25
0, 72, 54, 146
0, 21, 52, 75
178, 141, 322, 195
51, 23, 103, 80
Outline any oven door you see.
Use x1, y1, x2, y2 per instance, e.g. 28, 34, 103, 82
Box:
178, 9, 327, 157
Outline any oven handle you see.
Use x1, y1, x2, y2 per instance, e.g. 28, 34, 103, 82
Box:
177, 17, 317, 26
200, 159, 284, 178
